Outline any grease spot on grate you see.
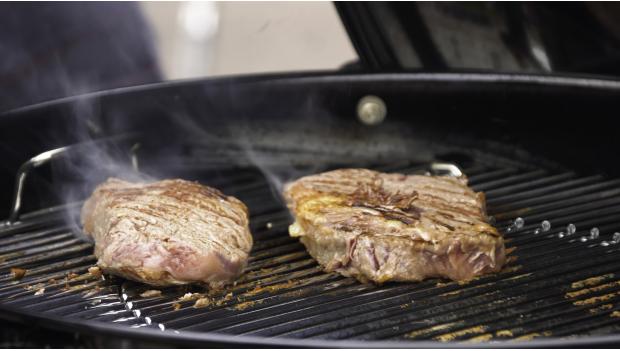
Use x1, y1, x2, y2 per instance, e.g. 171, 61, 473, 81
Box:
435, 325, 487, 342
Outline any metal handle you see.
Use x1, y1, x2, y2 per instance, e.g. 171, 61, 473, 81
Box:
5, 136, 139, 224
430, 162, 463, 177
7, 146, 70, 224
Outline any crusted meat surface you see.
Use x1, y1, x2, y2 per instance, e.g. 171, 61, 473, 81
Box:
283, 169, 505, 283
81, 178, 252, 287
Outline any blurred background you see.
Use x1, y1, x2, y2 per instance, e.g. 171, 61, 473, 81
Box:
0, 1, 357, 112
141, 1, 357, 79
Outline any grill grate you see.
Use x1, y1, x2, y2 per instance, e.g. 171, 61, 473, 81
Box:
2, 159, 620, 346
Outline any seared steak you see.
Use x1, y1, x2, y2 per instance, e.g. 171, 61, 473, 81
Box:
283, 169, 505, 283
81, 178, 252, 287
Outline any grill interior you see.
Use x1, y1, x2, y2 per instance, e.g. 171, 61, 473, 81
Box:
2, 149, 620, 347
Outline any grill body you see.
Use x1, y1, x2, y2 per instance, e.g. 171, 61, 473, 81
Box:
2, 72, 620, 347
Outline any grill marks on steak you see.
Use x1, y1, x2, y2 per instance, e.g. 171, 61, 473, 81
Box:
349, 182, 423, 225
81, 178, 252, 287
284, 169, 505, 283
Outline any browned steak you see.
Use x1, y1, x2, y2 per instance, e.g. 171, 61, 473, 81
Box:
81, 178, 252, 287
283, 169, 505, 283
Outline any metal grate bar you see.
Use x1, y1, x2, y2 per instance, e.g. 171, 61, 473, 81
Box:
471, 170, 549, 192
0, 242, 92, 270
240, 239, 620, 339
483, 172, 576, 197
489, 177, 617, 209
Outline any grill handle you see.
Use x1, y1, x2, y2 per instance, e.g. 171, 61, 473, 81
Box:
430, 162, 463, 177
7, 146, 70, 224
5, 137, 140, 224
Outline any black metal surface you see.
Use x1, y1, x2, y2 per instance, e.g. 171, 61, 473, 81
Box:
2, 151, 620, 347
335, 2, 620, 75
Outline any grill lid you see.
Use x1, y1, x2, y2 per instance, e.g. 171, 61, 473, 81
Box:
336, 2, 620, 75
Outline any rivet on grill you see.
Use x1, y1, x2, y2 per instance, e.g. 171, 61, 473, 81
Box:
145, 317, 152, 325
557, 232, 565, 238
121, 293, 128, 302
158, 323, 166, 331
125, 302, 133, 310
541, 220, 551, 232
613, 232, 620, 243
133, 309, 141, 318
357, 95, 387, 126
580, 236, 588, 242
601, 241, 610, 247
589, 227, 600, 240
566, 223, 576, 235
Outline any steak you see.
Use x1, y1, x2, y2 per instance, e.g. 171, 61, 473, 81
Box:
283, 169, 505, 283
81, 178, 252, 287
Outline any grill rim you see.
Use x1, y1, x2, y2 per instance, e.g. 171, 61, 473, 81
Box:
6, 70, 620, 117
3, 300, 620, 348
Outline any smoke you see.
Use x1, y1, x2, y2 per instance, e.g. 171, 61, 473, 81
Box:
0, 2, 166, 231
232, 127, 297, 208
223, 101, 333, 207
33, 68, 155, 238
51, 116, 152, 239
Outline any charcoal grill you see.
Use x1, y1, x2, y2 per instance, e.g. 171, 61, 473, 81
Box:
1, 72, 620, 347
